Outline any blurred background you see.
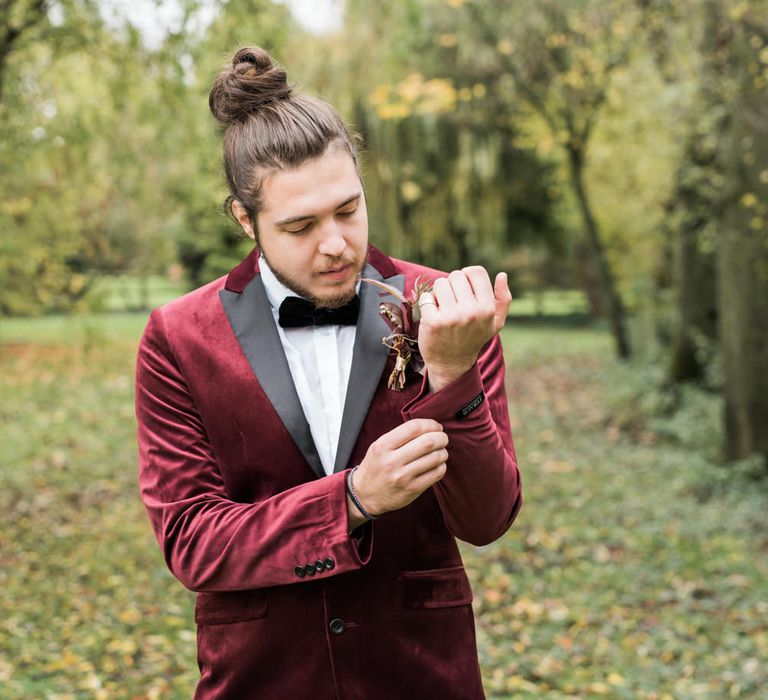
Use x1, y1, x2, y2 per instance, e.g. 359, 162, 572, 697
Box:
1, 0, 767, 698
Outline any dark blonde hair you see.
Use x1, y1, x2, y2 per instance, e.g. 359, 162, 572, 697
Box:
209, 46, 359, 227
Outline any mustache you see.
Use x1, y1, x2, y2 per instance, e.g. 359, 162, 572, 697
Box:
316, 255, 359, 274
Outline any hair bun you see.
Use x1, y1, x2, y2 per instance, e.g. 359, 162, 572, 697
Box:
209, 46, 293, 125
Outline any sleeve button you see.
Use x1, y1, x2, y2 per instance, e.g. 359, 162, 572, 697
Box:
329, 618, 346, 635
305, 563, 316, 576
294, 566, 306, 578
324, 557, 335, 570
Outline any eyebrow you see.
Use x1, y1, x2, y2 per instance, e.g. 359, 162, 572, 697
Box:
275, 192, 362, 227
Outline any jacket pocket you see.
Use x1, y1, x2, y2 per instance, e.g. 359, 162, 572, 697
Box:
400, 565, 473, 609
194, 588, 269, 626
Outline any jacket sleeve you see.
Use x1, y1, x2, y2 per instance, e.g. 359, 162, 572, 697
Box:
135, 308, 371, 593
400, 334, 522, 546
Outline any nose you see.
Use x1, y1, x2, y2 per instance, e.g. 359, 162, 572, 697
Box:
317, 221, 346, 258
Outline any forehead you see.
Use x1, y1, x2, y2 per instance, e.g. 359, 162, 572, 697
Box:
259, 148, 361, 219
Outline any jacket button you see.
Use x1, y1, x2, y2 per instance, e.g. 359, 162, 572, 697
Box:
324, 557, 335, 570
305, 563, 316, 576
329, 618, 346, 635
294, 566, 306, 578
314, 559, 326, 573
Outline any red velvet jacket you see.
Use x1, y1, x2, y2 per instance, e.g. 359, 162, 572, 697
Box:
135, 245, 522, 699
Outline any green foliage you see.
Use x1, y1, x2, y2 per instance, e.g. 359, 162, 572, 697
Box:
0, 0, 294, 314
0, 13, 178, 314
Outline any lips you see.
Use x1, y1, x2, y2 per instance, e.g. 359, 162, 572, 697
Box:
319, 264, 352, 282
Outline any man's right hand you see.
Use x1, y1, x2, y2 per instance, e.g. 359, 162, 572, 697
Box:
348, 419, 449, 526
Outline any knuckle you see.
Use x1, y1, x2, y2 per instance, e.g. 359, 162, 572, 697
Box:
424, 435, 440, 451
414, 419, 433, 434
369, 441, 383, 458
392, 470, 409, 490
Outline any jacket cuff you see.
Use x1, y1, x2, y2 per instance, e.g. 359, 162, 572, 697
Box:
400, 364, 487, 423
340, 473, 374, 566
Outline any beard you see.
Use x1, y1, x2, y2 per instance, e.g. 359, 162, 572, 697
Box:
262, 250, 368, 309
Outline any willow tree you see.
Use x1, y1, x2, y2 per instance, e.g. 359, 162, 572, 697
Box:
310, 0, 563, 278
460, 0, 637, 358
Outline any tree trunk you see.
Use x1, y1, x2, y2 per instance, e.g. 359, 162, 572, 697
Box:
668, 221, 717, 382
667, 136, 719, 384
572, 240, 604, 318
719, 43, 768, 464
566, 144, 631, 358
667, 0, 723, 385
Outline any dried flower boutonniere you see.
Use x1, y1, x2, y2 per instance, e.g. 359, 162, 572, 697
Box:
360, 276, 434, 391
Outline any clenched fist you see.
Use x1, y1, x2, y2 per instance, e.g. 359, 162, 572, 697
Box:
418, 266, 512, 391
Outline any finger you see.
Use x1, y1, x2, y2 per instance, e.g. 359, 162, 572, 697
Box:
394, 429, 449, 465
432, 276, 457, 310
408, 459, 448, 493
493, 272, 513, 331
418, 291, 439, 323
402, 447, 449, 479
447, 270, 476, 311
379, 419, 444, 450
462, 266, 494, 306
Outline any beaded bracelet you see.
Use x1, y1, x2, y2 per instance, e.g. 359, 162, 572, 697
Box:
345, 466, 379, 521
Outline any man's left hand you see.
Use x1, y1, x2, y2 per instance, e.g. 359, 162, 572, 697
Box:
417, 266, 512, 392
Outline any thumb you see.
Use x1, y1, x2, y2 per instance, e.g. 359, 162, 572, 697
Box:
493, 272, 512, 332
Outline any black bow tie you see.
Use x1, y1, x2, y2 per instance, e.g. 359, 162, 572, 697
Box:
278, 296, 360, 328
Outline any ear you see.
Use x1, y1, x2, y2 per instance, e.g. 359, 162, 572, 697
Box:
231, 200, 257, 241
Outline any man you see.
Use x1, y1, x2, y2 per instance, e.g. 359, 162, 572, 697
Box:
136, 46, 521, 699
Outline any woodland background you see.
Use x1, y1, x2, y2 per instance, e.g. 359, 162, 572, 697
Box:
1, 0, 767, 698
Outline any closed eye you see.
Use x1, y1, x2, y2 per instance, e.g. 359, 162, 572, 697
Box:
286, 221, 313, 234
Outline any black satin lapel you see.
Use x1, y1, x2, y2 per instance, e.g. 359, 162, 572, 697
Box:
333, 266, 405, 472
219, 278, 324, 479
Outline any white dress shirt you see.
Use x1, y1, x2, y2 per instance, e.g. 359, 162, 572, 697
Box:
260, 256, 357, 476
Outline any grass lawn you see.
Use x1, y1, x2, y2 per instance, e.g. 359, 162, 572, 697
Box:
0, 314, 765, 698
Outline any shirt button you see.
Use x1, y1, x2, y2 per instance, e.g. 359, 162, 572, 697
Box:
314, 559, 326, 573
305, 563, 316, 576
294, 566, 306, 578
324, 557, 335, 570
329, 618, 346, 635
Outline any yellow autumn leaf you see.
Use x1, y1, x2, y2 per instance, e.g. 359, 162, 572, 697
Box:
588, 682, 611, 694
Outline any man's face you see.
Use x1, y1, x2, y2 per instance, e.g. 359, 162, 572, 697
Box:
246, 147, 369, 309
